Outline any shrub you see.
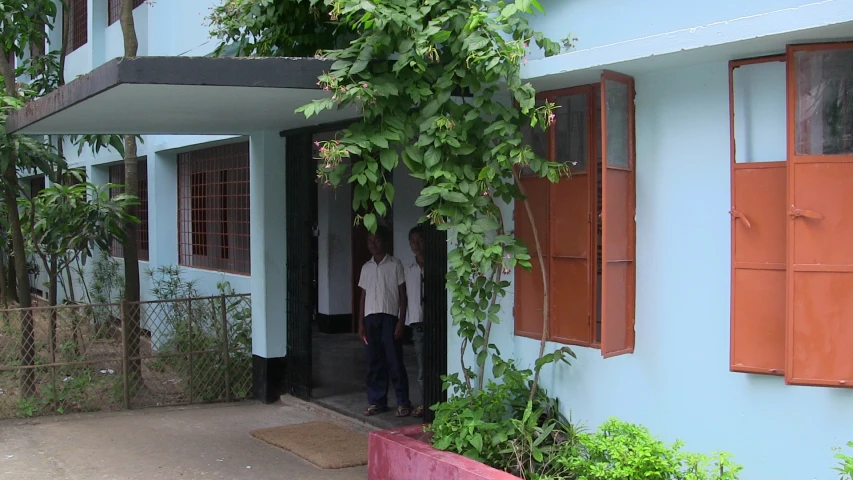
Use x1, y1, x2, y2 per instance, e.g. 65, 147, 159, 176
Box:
556, 419, 742, 480
429, 370, 741, 480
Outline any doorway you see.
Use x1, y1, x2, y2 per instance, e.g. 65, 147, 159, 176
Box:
284, 128, 444, 427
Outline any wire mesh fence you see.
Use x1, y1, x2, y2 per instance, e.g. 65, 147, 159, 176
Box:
0, 295, 252, 419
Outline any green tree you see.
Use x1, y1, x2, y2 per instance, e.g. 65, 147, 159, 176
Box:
118, 0, 145, 389
209, 0, 355, 57
20, 179, 138, 351
211, 0, 575, 399
0, 0, 63, 396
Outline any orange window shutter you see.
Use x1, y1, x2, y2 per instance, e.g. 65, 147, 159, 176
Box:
551, 89, 594, 345
785, 43, 853, 388
599, 71, 636, 358
728, 57, 787, 375
514, 176, 550, 338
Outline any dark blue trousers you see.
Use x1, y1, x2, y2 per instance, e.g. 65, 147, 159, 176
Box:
365, 313, 411, 409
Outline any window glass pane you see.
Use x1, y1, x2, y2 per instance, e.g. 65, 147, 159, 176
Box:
604, 79, 629, 167
795, 48, 853, 155
556, 93, 588, 170
733, 61, 787, 163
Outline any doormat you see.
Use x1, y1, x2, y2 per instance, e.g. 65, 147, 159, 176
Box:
250, 421, 368, 469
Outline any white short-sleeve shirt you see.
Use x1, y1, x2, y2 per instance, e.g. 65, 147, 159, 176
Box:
405, 262, 423, 326
359, 254, 406, 317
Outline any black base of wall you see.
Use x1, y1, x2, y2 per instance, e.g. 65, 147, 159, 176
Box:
252, 355, 287, 404
316, 313, 353, 334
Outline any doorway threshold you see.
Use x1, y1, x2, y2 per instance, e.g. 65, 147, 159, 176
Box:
279, 394, 422, 433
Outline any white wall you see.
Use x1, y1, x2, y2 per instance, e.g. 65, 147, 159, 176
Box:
459, 59, 853, 479
317, 182, 353, 316
393, 162, 424, 266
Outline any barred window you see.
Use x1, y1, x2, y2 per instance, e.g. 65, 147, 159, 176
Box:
66, 0, 88, 53
108, 0, 146, 26
177, 143, 250, 275
108, 160, 150, 261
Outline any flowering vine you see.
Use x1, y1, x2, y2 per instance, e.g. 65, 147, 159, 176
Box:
297, 0, 578, 395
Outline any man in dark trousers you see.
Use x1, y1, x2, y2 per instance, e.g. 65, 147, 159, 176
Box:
358, 225, 412, 417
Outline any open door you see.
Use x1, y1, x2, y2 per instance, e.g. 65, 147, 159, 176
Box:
285, 132, 317, 399
785, 43, 853, 387
599, 71, 636, 358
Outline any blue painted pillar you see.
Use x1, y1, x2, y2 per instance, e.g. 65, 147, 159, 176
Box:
249, 131, 288, 403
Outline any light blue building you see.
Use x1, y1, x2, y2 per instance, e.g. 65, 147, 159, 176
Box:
8, 1, 853, 478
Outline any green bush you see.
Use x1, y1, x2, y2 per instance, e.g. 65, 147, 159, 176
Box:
146, 267, 252, 402
429, 367, 573, 474
428, 369, 741, 480
556, 419, 742, 480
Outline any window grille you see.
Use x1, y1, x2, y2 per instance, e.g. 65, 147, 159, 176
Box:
108, 0, 146, 26
67, 0, 88, 53
177, 143, 251, 275
108, 160, 150, 261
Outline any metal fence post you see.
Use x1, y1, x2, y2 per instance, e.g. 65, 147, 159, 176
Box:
120, 300, 130, 410
47, 307, 57, 412
188, 298, 194, 404
220, 295, 231, 403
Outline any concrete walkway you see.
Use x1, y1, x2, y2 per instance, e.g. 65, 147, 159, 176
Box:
0, 402, 369, 480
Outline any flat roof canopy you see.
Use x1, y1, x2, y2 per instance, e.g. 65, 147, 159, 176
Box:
7, 56, 358, 135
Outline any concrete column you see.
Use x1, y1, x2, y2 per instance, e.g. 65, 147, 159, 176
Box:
147, 151, 178, 268
91, 0, 108, 68
249, 131, 287, 402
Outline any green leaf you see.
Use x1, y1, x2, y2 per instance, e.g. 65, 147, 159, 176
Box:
371, 135, 389, 149
476, 350, 487, 367
350, 59, 369, 75
415, 194, 439, 207
379, 149, 397, 171
515, 0, 533, 13
363, 213, 377, 233
384, 182, 395, 204
424, 148, 440, 168
501, 4, 518, 17
441, 191, 467, 203
472, 217, 500, 232
470, 433, 483, 453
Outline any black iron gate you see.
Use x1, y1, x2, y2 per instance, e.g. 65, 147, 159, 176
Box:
422, 222, 448, 423
285, 132, 317, 399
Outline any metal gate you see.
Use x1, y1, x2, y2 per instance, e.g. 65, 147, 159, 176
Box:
422, 222, 448, 423
285, 133, 316, 399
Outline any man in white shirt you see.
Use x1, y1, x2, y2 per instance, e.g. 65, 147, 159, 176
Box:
358, 225, 412, 417
405, 225, 426, 418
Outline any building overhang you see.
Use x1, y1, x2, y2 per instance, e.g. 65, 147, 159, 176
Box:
523, 2, 853, 90
6, 56, 358, 135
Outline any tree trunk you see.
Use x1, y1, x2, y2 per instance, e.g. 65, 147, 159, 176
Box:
6, 256, 18, 303
120, 0, 143, 388
0, 250, 8, 306
0, 45, 37, 396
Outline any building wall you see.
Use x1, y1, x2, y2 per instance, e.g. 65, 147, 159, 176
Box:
317, 181, 353, 316
48, 0, 250, 304
532, 0, 823, 56
455, 59, 853, 479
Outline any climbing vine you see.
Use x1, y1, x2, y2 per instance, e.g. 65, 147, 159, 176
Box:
295, 0, 576, 394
